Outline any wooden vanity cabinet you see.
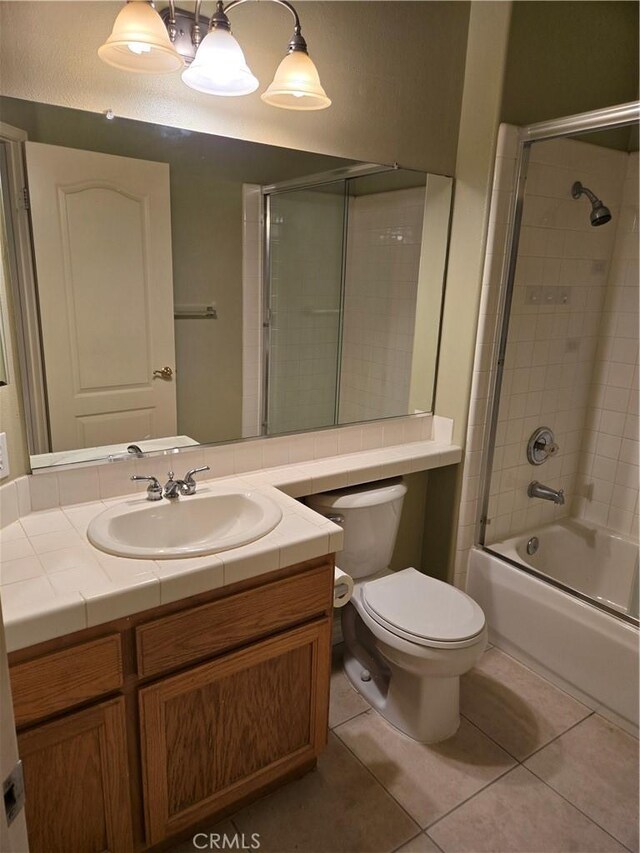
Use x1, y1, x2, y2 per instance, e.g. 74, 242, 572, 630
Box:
140, 620, 330, 845
8, 556, 334, 852
17, 697, 134, 853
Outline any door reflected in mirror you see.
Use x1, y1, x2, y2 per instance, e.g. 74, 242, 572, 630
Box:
0, 96, 452, 471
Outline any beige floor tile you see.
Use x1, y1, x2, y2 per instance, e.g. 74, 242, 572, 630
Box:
329, 647, 370, 728
525, 714, 639, 851
460, 648, 591, 760
335, 709, 515, 828
232, 733, 419, 852
427, 765, 628, 853
166, 819, 237, 851
395, 832, 442, 852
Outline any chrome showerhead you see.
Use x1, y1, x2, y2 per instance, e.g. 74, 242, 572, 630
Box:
571, 181, 612, 227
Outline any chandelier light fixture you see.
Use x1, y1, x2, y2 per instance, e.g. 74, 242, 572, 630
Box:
98, 0, 331, 110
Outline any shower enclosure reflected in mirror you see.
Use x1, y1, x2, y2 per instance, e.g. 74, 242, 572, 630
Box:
0, 96, 452, 471
261, 169, 450, 436
479, 118, 639, 624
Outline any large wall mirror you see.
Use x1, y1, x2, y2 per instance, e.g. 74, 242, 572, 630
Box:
0, 95, 452, 471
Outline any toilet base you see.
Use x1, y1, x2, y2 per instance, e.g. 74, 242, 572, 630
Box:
343, 646, 461, 743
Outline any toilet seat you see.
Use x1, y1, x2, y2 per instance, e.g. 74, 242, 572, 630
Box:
360, 568, 486, 650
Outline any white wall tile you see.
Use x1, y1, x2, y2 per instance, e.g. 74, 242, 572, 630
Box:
455, 131, 638, 579
0, 481, 19, 528
29, 472, 60, 512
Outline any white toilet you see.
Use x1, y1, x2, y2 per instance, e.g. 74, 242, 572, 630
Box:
306, 478, 487, 743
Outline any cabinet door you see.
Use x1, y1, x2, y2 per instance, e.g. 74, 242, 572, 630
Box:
139, 618, 331, 846
18, 697, 133, 853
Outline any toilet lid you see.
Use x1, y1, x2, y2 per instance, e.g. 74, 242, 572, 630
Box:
361, 568, 485, 644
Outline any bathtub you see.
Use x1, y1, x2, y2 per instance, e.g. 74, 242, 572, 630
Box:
467, 520, 639, 734
491, 518, 639, 618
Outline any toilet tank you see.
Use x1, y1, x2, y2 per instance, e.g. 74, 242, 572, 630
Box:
305, 478, 407, 579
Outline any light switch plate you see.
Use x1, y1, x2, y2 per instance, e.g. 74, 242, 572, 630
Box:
0, 432, 10, 480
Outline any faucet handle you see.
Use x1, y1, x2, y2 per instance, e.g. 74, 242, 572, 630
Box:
183, 465, 210, 495
130, 475, 163, 501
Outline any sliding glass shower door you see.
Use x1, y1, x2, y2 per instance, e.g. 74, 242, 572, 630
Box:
265, 182, 346, 435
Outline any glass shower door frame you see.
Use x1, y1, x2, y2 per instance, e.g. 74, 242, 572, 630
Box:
261, 163, 397, 436
476, 100, 640, 622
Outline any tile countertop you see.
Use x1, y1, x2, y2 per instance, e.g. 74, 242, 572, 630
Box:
0, 439, 461, 652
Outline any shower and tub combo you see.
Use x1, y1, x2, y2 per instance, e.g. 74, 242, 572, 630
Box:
466, 101, 640, 734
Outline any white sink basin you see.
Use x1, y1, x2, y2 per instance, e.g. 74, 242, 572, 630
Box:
87, 489, 283, 559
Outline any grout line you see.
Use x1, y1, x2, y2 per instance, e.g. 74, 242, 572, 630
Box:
422, 829, 446, 853
334, 709, 518, 841
329, 705, 369, 730
422, 764, 518, 833
332, 714, 424, 834
458, 712, 523, 764
391, 831, 423, 853
520, 710, 595, 763
520, 764, 636, 853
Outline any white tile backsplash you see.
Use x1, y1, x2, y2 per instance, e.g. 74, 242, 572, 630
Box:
0, 415, 436, 529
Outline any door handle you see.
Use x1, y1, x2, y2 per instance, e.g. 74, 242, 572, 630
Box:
153, 366, 173, 380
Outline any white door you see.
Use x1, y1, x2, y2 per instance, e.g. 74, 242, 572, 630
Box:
25, 142, 176, 452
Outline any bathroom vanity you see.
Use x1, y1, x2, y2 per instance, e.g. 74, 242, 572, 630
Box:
8, 555, 333, 851
0, 422, 461, 851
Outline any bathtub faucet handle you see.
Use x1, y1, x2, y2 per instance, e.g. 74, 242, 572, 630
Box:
528, 427, 560, 465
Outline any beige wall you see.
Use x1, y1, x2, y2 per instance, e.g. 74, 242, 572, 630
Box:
502, 1, 639, 152
0, 0, 470, 482
424, 2, 512, 580
0, 1, 470, 175
0, 96, 244, 445
0, 95, 358, 453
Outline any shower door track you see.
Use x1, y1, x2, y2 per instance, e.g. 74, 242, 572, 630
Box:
476, 101, 640, 600
483, 545, 639, 628
262, 162, 397, 196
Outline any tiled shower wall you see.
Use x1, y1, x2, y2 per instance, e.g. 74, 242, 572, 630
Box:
485, 134, 628, 544
338, 187, 425, 423
267, 190, 344, 435
574, 153, 639, 536
454, 125, 638, 588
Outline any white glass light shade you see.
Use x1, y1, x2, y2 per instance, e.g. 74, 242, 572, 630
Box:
181, 29, 258, 96
261, 50, 331, 110
98, 1, 183, 74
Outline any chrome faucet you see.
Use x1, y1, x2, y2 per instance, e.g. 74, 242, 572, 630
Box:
527, 481, 565, 505
163, 466, 211, 498
163, 471, 188, 499
130, 475, 163, 501
131, 466, 210, 500
181, 466, 210, 496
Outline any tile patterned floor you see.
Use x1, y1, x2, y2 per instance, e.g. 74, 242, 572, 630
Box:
171, 645, 639, 853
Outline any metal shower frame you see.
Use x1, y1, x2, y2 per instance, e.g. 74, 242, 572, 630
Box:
475, 100, 640, 624
260, 162, 399, 435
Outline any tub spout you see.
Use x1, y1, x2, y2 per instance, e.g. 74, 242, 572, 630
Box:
528, 481, 565, 505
